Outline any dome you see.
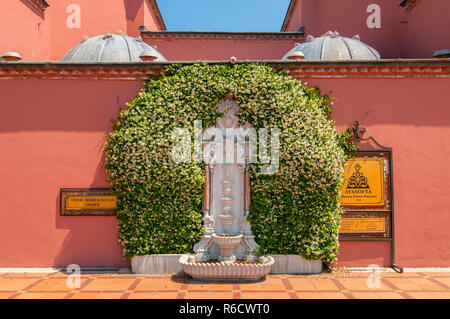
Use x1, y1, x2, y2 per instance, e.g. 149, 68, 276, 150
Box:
61, 33, 166, 62
282, 31, 381, 61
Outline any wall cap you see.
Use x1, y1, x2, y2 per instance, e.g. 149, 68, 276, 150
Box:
0, 60, 448, 80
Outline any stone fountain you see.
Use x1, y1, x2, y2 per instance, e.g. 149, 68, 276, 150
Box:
179, 97, 274, 280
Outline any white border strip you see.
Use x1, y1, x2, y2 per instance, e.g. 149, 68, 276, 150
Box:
0, 268, 131, 274
1, 267, 449, 274
345, 267, 450, 273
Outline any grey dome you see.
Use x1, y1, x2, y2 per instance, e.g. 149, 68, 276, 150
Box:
282, 31, 381, 61
61, 33, 166, 62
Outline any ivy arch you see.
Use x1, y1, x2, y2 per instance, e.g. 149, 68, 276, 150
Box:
105, 63, 351, 264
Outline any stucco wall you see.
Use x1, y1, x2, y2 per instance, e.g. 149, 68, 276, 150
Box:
0, 0, 163, 62
141, 34, 304, 61
0, 75, 449, 268
302, 77, 450, 267
283, 0, 450, 59
0, 79, 144, 267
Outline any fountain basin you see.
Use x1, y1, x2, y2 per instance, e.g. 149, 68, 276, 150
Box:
179, 255, 275, 280
219, 196, 234, 206
217, 215, 235, 232
212, 234, 242, 261
212, 234, 242, 247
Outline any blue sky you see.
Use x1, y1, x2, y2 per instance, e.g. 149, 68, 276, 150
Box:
156, 0, 291, 32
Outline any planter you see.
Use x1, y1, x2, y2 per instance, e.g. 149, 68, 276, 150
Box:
179, 255, 275, 280
132, 254, 322, 274
269, 255, 322, 274
131, 254, 183, 274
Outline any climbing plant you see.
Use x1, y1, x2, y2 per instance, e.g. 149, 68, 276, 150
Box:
104, 63, 352, 265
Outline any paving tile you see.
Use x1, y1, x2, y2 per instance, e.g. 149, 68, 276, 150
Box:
134, 278, 167, 291
152, 291, 180, 299
351, 292, 380, 299
433, 277, 450, 287
0, 292, 14, 299
310, 278, 339, 291
422, 272, 450, 277
375, 292, 405, 299
262, 292, 291, 299
27, 278, 79, 292
239, 282, 264, 291
14, 292, 69, 299
365, 280, 393, 291
261, 279, 286, 291
382, 272, 420, 277
47, 273, 92, 279
296, 292, 322, 299
288, 278, 316, 291
239, 291, 263, 299
157, 279, 184, 290
210, 283, 233, 291
407, 278, 446, 290
431, 292, 450, 299
70, 292, 99, 299
95, 274, 120, 278
0, 271, 445, 300
0, 278, 40, 291
319, 292, 348, 299
209, 292, 233, 299
185, 291, 210, 299
406, 292, 438, 299
187, 284, 211, 291
127, 292, 157, 299
81, 278, 136, 291
69, 292, 125, 299
385, 278, 422, 290
336, 278, 371, 291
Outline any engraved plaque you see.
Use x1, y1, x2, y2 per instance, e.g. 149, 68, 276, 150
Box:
60, 188, 116, 216
339, 158, 384, 206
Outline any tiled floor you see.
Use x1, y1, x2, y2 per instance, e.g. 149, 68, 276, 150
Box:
0, 271, 448, 299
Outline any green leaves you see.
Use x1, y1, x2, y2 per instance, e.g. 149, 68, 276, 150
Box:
105, 63, 350, 265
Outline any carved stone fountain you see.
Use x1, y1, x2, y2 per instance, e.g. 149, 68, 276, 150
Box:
179, 97, 274, 280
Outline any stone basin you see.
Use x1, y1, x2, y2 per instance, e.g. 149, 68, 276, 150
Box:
219, 196, 234, 206
179, 255, 275, 280
212, 233, 242, 248
217, 215, 235, 232
212, 233, 242, 261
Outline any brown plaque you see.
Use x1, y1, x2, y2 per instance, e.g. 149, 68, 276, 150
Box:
339, 211, 391, 239
60, 188, 116, 216
339, 150, 393, 239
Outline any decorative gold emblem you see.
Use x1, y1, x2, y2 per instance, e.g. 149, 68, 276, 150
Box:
346, 163, 369, 189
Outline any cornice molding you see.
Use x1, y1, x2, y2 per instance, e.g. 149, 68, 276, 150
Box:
281, 0, 298, 32
26, 0, 50, 13
141, 31, 305, 42
0, 60, 448, 80
147, 0, 166, 30
0, 63, 161, 80
284, 61, 450, 79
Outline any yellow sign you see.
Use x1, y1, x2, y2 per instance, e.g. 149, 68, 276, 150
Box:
340, 218, 385, 233
339, 158, 384, 205
66, 195, 117, 210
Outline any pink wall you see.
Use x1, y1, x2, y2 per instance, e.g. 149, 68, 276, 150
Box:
0, 79, 145, 267
0, 73, 449, 268
142, 34, 304, 61
284, 0, 450, 59
0, 0, 164, 62
0, 0, 51, 61
398, 1, 450, 58
303, 77, 450, 267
